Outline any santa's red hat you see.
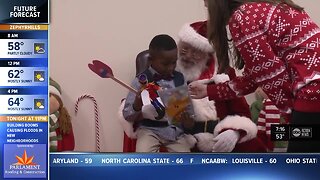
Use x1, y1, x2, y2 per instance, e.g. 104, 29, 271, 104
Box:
178, 21, 213, 53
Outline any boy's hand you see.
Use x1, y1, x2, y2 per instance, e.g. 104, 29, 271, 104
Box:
180, 112, 195, 129
133, 90, 143, 111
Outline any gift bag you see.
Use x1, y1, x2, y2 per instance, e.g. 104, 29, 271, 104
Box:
158, 85, 195, 128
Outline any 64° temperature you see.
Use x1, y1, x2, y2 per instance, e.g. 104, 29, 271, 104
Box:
8, 98, 24, 106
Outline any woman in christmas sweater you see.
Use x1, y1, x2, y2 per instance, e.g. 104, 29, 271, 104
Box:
188, 0, 320, 152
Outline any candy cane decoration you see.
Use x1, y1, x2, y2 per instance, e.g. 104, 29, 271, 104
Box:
75, 94, 100, 152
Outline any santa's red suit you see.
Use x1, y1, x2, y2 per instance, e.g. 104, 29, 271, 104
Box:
187, 59, 267, 152
177, 21, 266, 152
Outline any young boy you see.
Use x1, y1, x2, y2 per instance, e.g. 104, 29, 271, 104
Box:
122, 34, 191, 152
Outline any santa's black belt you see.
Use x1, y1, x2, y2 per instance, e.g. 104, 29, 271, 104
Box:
184, 120, 219, 135
140, 119, 169, 127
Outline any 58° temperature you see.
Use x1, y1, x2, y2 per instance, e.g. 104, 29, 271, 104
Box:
8, 42, 24, 50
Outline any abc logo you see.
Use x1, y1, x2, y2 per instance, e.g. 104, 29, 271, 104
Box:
292, 128, 301, 137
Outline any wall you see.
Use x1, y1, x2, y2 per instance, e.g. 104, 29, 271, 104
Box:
50, 0, 320, 152
295, 0, 320, 25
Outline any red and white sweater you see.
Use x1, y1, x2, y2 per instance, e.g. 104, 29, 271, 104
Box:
208, 2, 320, 114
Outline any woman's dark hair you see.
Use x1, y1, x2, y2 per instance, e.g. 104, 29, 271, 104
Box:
207, 0, 303, 73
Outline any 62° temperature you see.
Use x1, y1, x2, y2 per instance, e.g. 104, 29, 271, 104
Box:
8, 70, 24, 78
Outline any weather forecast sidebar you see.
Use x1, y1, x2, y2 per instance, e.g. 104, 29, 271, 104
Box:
0, 0, 49, 179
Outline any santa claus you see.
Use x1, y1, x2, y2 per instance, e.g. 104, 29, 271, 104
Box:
177, 21, 267, 152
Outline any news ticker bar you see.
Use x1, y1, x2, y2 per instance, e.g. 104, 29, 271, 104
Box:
271, 124, 320, 141
49, 154, 320, 180
50, 153, 319, 167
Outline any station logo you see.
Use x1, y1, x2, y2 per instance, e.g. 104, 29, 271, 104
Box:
291, 127, 312, 139
291, 128, 301, 137
3, 144, 47, 178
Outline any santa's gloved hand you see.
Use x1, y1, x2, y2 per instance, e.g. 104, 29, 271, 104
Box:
184, 134, 197, 148
212, 130, 240, 152
194, 133, 215, 152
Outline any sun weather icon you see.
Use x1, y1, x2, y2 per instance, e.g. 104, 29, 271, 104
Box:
34, 71, 45, 82
34, 99, 45, 110
34, 43, 45, 54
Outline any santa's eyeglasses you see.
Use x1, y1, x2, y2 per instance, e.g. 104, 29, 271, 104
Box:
178, 44, 207, 61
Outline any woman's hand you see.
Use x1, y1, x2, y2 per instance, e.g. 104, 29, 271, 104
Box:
188, 81, 208, 99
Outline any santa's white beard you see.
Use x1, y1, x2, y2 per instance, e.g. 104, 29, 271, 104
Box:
176, 58, 207, 82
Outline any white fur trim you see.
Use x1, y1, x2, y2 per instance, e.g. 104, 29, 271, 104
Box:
210, 73, 230, 84
49, 86, 61, 99
191, 97, 217, 122
213, 115, 257, 143
118, 101, 137, 139
178, 23, 214, 53
191, 77, 228, 122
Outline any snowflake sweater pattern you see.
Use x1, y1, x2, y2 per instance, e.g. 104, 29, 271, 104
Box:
208, 2, 320, 113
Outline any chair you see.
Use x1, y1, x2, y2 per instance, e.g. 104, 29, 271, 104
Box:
122, 50, 148, 152
136, 50, 151, 75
